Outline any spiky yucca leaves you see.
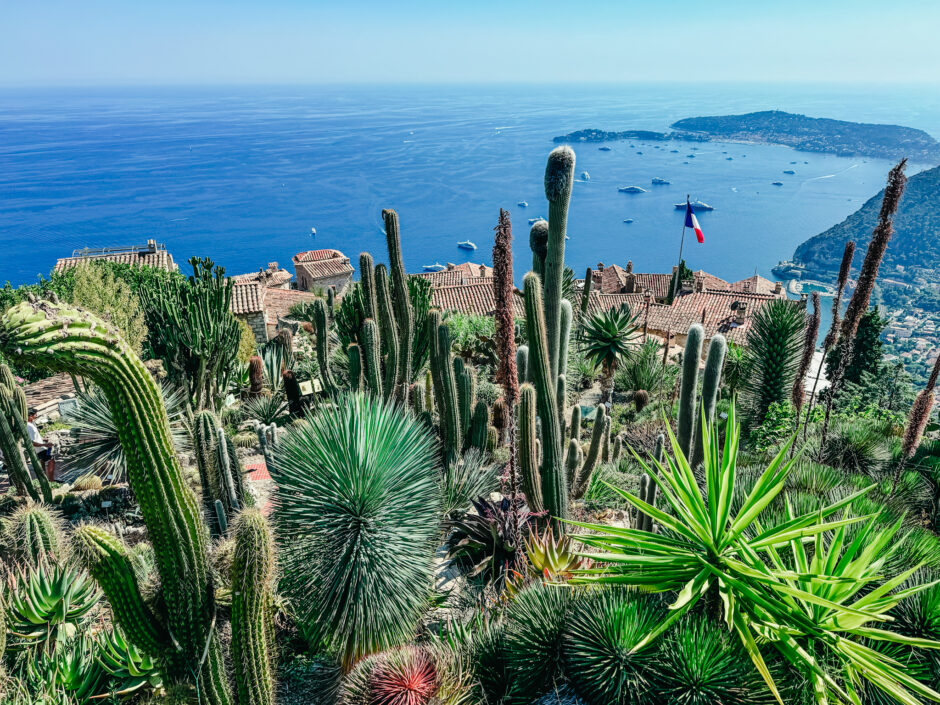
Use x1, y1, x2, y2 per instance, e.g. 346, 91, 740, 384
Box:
342, 646, 440, 705
744, 298, 806, 424
0, 299, 230, 704
502, 582, 578, 702
241, 393, 287, 426
231, 509, 276, 705
4, 503, 65, 566
563, 589, 664, 705
271, 393, 440, 669
64, 382, 189, 483
579, 304, 639, 404
439, 448, 499, 517
524, 526, 588, 582
816, 418, 892, 476
659, 614, 776, 705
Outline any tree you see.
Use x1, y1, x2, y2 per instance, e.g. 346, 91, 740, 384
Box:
826, 306, 887, 387
71, 263, 148, 355
579, 304, 639, 404
743, 299, 806, 425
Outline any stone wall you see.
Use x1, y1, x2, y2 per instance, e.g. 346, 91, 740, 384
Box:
238, 311, 268, 345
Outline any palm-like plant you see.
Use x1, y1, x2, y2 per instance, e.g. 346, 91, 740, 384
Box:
270, 393, 440, 669
567, 405, 927, 704
580, 304, 639, 403
64, 382, 190, 483
744, 299, 806, 424
241, 393, 288, 425
614, 339, 665, 407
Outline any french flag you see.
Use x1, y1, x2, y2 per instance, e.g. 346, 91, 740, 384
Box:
685, 201, 705, 244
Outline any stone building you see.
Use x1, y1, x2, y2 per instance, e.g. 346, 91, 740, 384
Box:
54, 240, 178, 273
292, 249, 353, 295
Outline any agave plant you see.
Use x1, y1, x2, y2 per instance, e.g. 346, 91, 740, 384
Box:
568, 404, 914, 704
579, 304, 639, 404
241, 393, 288, 426
524, 526, 588, 583
64, 381, 190, 483
96, 625, 164, 697
5, 561, 100, 654
21, 633, 104, 705
342, 646, 441, 705
271, 393, 440, 669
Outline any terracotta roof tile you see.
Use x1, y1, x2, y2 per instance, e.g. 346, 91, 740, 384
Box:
632, 273, 672, 299
646, 290, 780, 344
262, 288, 323, 326
54, 250, 177, 273
431, 281, 524, 317
728, 274, 783, 296
232, 268, 293, 288
231, 281, 265, 315
292, 249, 354, 280
586, 292, 648, 315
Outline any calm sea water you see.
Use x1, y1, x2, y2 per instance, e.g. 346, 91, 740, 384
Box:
1, 84, 938, 287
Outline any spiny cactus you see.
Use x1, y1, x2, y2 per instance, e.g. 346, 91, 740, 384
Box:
283, 368, 304, 417
571, 406, 606, 499
214, 500, 228, 534
611, 436, 622, 463
568, 405, 581, 442
312, 298, 336, 396
0, 299, 231, 704
360, 318, 383, 398
516, 345, 529, 385
542, 145, 576, 381
677, 324, 704, 459
359, 253, 378, 323
348, 343, 362, 392
0, 405, 37, 500
194, 410, 245, 535
518, 383, 542, 512
581, 267, 593, 316
231, 509, 276, 705
468, 401, 489, 453
375, 264, 399, 402
429, 311, 462, 463
523, 273, 566, 523
634, 434, 664, 532
559, 299, 573, 378
384, 209, 415, 403
7, 504, 64, 566
529, 221, 549, 282
691, 333, 727, 468
454, 358, 477, 440
0, 364, 52, 502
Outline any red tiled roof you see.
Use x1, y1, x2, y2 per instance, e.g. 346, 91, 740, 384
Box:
431, 281, 524, 317
292, 249, 354, 281
646, 290, 780, 344
293, 249, 345, 263
727, 275, 782, 297
586, 292, 648, 315
231, 281, 265, 315
412, 269, 467, 286
54, 250, 177, 273
632, 273, 673, 299
691, 270, 730, 291
263, 288, 323, 326
232, 268, 293, 288
599, 264, 628, 294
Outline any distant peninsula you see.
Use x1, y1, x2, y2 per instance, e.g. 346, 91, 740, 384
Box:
553, 110, 940, 162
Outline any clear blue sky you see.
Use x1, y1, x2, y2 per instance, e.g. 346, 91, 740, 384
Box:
3, 0, 939, 85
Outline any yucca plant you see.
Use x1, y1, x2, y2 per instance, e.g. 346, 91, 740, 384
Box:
502, 581, 578, 702
342, 646, 440, 705
814, 419, 892, 476
579, 304, 639, 404
569, 404, 893, 703
744, 298, 806, 425
563, 588, 664, 705
439, 448, 500, 517
271, 393, 440, 669
5, 561, 100, 654
64, 382, 190, 482
241, 393, 288, 426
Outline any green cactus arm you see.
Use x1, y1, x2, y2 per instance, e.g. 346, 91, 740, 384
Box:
0, 388, 52, 501
375, 264, 399, 402
347, 343, 362, 392
529, 220, 549, 283
455, 358, 476, 440
518, 383, 543, 512
74, 525, 171, 657
230, 509, 276, 705
556, 373, 567, 434
572, 405, 606, 499
516, 344, 529, 385
523, 273, 567, 523
559, 299, 573, 378
0, 408, 38, 500
691, 334, 727, 468
358, 253, 378, 325
542, 146, 576, 380
677, 324, 705, 459
215, 426, 240, 513
313, 298, 336, 396
580, 268, 593, 316
360, 318, 383, 398
0, 300, 230, 703
383, 209, 414, 402
468, 401, 489, 452
568, 405, 581, 441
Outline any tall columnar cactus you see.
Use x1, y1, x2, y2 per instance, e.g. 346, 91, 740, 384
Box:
635, 434, 664, 533
360, 318, 384, 398
516, 345, 529, 385
8, 504, 63, 566
571, 406, 606, 499
529, 221, 549, 282
230, 509, 276, 705
518, 383, 542, 512
523, 272, 566, 523
0, 407, 36, 499
556, 373, 567, 432
375, 265, 400, 401
384, 209, 414, 403
429, 312, 462, 463
677, 324, 705, 460
216, 426, 240, 513
194, 410, 245, 534
0, 364, 52, 502
348, 343, 362, 392
248, 355, 264, 397
454, 358, 476, 439
313, 298, 336, 395
568, 405, 581, 443
468, 401, 489, 453
559, 299, 573, 378
359, 253, 379, 324
542, 145, 576, 381
691, 334, 727, 468
580, 267, 593, 316
283, 369, 304, 417
0, 299, 231, 704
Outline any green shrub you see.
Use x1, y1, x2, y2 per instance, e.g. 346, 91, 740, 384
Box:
271, 393, 440, 668
439, 448, 499, 516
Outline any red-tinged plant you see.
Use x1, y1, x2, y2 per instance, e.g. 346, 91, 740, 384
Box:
370, 647, 439, 705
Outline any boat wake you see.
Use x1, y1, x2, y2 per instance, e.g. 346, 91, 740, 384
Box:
806, 163, 860, 181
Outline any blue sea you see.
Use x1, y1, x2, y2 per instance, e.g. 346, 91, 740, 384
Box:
2, 83, 939, 287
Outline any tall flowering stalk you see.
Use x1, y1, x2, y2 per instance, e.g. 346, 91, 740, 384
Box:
790, 293, 820, 458
802, 241, 854, 441
892, 353, 940, 493
493, 209, 522, 545
819, 160, 907, 451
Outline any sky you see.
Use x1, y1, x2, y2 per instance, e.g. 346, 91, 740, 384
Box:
2, 0, 940, 86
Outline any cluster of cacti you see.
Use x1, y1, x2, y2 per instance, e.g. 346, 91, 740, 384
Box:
194, 410, 249, 535
0, 362, 52, 502
675, 325, 727, 466
6, 503, 64, 566
230, 508, 276, 705
255, 421, 278, 466
0, 299, 232, 704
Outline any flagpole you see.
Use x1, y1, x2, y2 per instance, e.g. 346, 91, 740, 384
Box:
671, 194, 690, 299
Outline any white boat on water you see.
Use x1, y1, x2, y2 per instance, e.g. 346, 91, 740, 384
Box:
674, 200, 715, 211
457, 240, 476, 250
618, 186, 647, 194
518, 201, 528, 207
310, 227, 317, 236
651, 177, 670, 185
423, 262, 446, 272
